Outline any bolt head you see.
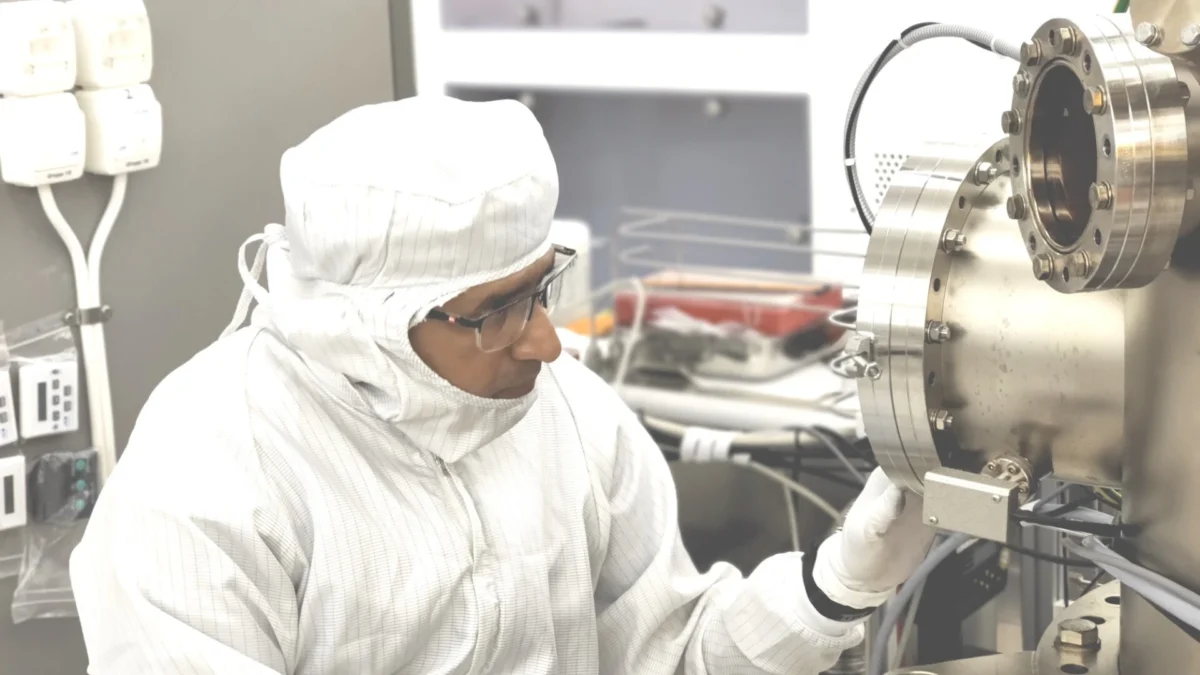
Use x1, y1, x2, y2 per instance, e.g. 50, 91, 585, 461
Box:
1020, 40, 1042, 66
928, 516, 939, 525
1012, 71, 1031, 96
1136, 22, 1163, 46
985, 461, 998, 472
864, 363, 882, 380
930, 410, 954, 431
1007, 464, 1020, 475
1032, 253, 1054, 281
1001, 109, 1021, 134
1089, 181, 1114, 209
1083, 86, 1107, 115
1065, 251, 1091, 281
704, 98, 725, 117
1053, 27, 1078, 55
1183, 23, 1200, 47
1058, 618, 1101, 649
1007, 195, 1027, 220
992, 495, 1003, 503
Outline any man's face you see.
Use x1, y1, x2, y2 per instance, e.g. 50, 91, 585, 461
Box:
409, 249, 563, 399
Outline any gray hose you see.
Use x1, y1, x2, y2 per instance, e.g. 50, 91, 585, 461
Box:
846, 24, 1022, 231
1065, 537, 1200, 633
867, 533, 971, 675
867, 483, 1072, 675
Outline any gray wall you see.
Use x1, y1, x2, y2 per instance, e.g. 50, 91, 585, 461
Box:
0, 0, 401, 671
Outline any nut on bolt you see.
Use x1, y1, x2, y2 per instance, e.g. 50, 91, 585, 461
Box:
1065, 251, 1091, 281
1083, 86, 1106, 115
1020, 40, 1043, 66
941, 228, 967, 252
1089, 181, 1114, 209
926, 320, 952, 344
929, 410, 954, 432
1032, 253, 1054, 281
1136, 22, 1163, 47
1007, 195, 1027, 219
1001, 109, 1022, 134
972, 161, 998, 186
1058, 618, 1101, 650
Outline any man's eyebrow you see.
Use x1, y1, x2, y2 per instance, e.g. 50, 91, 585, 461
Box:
469, 261, 556, 315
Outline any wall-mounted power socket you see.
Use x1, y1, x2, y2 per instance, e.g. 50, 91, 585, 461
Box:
0, 367, 16, 447
0, 455, 28, 531
17, 360, 78, 440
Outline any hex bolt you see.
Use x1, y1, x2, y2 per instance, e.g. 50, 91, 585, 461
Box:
1007, 464, 1020, 475
1083, 86, 1107, 115
1066, 251, 1092, 280
926, 320, 952, 344
1013, 71, 1031, 96
941, 228, 968, 252
1020, 40, 1043, 66
985, 461, 998, 472
1182, 23, 1200, 48
702, 4, 726, 29
1007, 195, 1027, 220
1001, 109, 1022, 134
972, 161, 998, 186
864, 363, 882, 380
1089, 181, 1114, 209
1054, 26, 1078, 55
1058, 618, 1101, 650
1032, 252, 1054, 281
1136, 22, 1163, 47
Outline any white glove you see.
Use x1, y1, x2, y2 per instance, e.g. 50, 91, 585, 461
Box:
812, 467, 936, 609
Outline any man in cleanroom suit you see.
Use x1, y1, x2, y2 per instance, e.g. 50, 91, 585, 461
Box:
68, 95, 935, 674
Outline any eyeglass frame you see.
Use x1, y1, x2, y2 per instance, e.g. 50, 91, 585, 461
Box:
424, 244, 577, 352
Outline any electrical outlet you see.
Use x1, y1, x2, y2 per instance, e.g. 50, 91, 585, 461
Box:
17, 360, 79, 440
0, 367, 16, 447
0, 0, 78, 97
0, 455, 28, 531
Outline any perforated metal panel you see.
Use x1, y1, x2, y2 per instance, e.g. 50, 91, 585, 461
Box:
871, 152, 909, 210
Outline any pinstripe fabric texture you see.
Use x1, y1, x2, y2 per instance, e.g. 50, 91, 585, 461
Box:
69, 97, 864, 674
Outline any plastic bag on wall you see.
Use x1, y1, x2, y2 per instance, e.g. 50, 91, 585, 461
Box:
12, 449, 95, 623
0, 313, 88, 621
0, 323, 19, 578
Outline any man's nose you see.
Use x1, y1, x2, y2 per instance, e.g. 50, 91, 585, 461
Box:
511, 304, 562, 363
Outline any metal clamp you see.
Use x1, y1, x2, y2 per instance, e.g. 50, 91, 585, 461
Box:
832, 333, 881, 380
63, 305, 113, 326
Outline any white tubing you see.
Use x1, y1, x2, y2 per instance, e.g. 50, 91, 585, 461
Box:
743, 461, 844, 523
37, 176, 128, 484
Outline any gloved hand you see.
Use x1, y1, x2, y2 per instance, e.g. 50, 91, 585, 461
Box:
811, 467, 936, 609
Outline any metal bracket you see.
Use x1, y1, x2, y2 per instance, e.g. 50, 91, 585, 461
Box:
832, 333, 882, 380
63, 305, 113, 326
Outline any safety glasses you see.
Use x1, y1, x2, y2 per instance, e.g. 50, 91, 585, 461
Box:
425, 245, 577, 352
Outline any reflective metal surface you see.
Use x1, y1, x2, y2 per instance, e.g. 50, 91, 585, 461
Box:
888, 582, 1122, 675
1009, 16, 1191, 292
856, 140, 1126, 491
1131, 0, 1200, 57
1120, 254, 1200, 671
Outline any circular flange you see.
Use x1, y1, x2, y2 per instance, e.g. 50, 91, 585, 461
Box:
1009, 16, 1189, 292
856, 138, 1001, 494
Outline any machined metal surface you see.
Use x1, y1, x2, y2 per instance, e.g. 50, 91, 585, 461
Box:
856, 139, 1126, 493
1119, 258, 1200, 671
1132, 0, 1200, 57
888, 582, 1122, 675
1008, 15, 1192, 292
923, 468, 1019, 543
